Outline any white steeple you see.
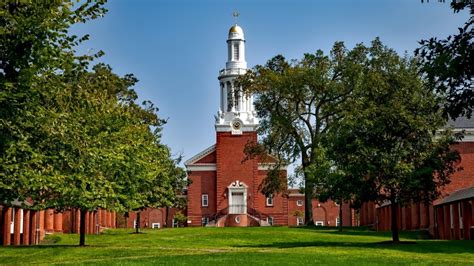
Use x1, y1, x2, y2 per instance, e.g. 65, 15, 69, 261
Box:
215, 24, 258, 134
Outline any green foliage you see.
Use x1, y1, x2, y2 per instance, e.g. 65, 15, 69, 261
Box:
173, 211, 187, 227
327, 38, 461, 241
416, 1, 473, 119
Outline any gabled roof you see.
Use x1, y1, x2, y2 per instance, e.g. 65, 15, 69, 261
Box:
184, 145, 216, 166
435, 187, 474, 206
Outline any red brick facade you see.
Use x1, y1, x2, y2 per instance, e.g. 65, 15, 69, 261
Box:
360, 141, 474, 238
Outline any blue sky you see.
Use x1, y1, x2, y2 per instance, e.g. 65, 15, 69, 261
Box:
71, 0, 470, 166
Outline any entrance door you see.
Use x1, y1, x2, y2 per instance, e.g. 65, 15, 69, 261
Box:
227, 180, 248, 214
230, 192, 245, 214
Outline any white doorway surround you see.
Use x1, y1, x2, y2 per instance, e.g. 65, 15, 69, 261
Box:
228, 180, 248, 214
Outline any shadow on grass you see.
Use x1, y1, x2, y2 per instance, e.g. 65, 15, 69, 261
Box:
294, 226, 430, 240
233, 239, 474, 254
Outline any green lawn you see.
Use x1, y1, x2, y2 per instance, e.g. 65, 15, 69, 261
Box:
1, 227, 473, 265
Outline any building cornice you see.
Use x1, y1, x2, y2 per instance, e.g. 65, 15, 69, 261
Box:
186, 164, 216, 172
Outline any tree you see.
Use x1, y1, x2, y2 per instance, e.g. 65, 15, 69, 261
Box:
416, 1, 473, 119
239, 42, 367, 225
1, 0, 107, 208
328, 39, 461, 242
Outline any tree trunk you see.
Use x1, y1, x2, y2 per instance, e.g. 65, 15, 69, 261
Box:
135, 211, 141, 234
304, 183, 314, 226
390, 199, 400, 243
79, 208, 86, 246
339, 202, 343, 232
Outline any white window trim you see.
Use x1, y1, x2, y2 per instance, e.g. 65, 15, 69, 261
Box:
315, 221, 324, 226
266, 195, 274, 206
267, 216, 273, 226
296, 200, 303, 206
202, 194, 209, 207
151, 223, 160, 229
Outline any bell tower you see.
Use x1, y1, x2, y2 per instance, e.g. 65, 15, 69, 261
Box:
215, 24, 258, 135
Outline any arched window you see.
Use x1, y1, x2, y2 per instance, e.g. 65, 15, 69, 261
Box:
233, 44, 239, 61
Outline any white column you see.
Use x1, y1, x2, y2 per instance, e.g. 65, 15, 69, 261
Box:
231, 83, 235, 112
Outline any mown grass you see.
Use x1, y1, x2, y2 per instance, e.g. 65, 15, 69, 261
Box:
1, 227, 473, 265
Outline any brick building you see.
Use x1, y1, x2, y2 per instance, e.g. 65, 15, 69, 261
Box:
361, 117, 474, 239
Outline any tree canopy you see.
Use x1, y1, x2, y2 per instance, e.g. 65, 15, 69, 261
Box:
1, 1, 182, 246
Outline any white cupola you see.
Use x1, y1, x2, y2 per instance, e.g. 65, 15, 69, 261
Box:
215, 24, 258, 134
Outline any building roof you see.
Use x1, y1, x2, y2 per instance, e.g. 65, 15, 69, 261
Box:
447, 116, 474, 129
435, 187, 474, 206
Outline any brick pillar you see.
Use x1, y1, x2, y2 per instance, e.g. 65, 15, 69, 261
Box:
88, 211, 94, 234
101, 210, 106, 227
112, 212, 116, 228
452, 203, 460, 240
411, 203, 420, 229
420, 204, 427, 229
106, 211, 111, 227
30, 211, 37, 245
22, 210, 30, 245
3, 207, 12, 245
98, 210, 103, 231
85, 211, 90, 234
463, 201, 472, 240
436, 206, 444, 239
75, 209, 81, 233
384, 207, 390, 231
44, 209, 54, 233
443, 204, 451, 240
53, 213, 63, 232
38, 210, 45, 241
405, 206, 412, 230
13, 208, 21, 245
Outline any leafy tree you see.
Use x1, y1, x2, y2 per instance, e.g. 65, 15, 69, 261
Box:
328, 39, 461, 242
1, 0, 106, 208
239, 42, 366, 225
416, 1, 473, 119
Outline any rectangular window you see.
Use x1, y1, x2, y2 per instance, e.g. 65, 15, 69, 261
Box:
297, 217, 304, 226
297, 200, 303, 206
336, 217, 341, 227
267, 216, 273, 226
315, 221, 324, 226
202, 194, 209, 207
233, 44, 239, 60
152, 223, 160, 229
266, 195, 273, 206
